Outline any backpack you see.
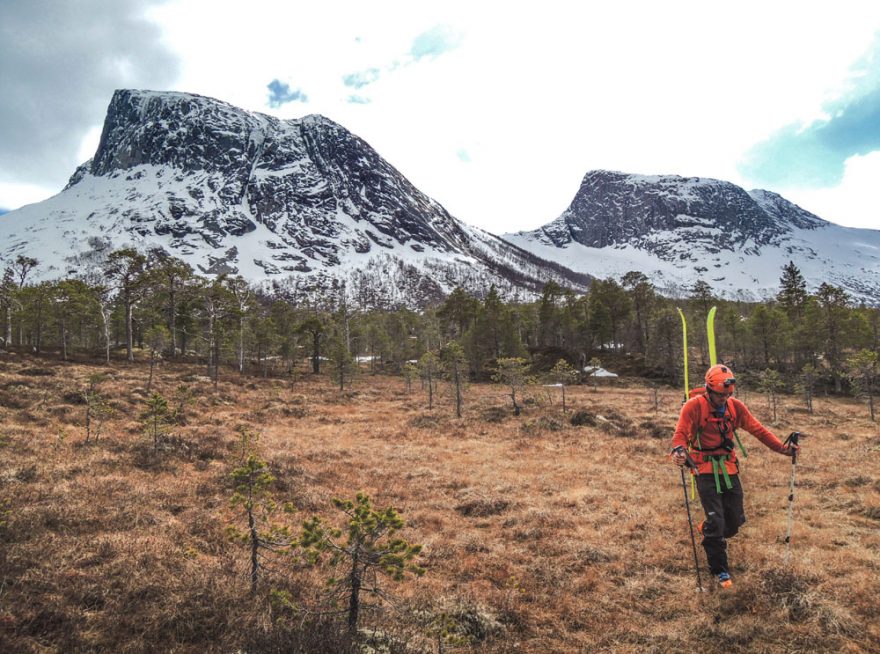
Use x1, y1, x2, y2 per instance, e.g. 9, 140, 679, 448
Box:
689, 390, 746, 457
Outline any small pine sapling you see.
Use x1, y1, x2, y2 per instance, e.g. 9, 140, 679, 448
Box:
441, 342, 468, 418
757, 368, 785, 423
299, 492, 424, 636
492, 357, 531, 416
419, 351, 439, 410
144, 325, 170, 392
141, 392, 172, 451
550, 359, 578, 414
82, 373, 113, 444
171, 384, 194, 425
228, 429, 295, 595
402, 362, 419, 394
587, 357, 603, 391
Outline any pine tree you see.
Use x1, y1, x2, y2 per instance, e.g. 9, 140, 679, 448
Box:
777, 261, 808, 318
147, 256, 194, 357
141, 392, 171, 451
418, 351, 440, 410
143, 325, 170, 391
299, 492, 424, 636
438, 287, 478, 340
816, 283, 851, 392
104, 249, 147, 363
441, 342, 468, 418
228, 429, 294, 595
492, 357, 531, 415
621, 271, 655, 353
846, 349, 878, 421
550, 359, 578, 413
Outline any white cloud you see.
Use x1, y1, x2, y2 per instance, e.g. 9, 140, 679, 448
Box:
780, 151, 880, 230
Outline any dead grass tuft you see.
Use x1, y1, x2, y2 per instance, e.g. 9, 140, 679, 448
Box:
456, 498, 511, 517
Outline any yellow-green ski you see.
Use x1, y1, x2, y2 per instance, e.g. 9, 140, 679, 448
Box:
677, 306, 697, 500
707, 305, 717, 367
677, 307, 688, 404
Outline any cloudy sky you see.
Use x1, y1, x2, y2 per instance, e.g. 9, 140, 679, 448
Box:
1, 0, 879, 232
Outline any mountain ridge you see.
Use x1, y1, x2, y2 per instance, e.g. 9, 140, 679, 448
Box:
2, 91, 878, 306
503, 170, 880, 305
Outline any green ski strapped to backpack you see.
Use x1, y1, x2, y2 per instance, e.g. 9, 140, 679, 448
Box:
707, 306, 717, 367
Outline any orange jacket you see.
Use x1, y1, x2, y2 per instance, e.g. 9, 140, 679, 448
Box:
671, 394, 786, 475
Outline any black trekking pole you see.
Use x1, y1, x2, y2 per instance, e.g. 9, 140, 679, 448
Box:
783, 432, 800, 563
673, 446, 703, 592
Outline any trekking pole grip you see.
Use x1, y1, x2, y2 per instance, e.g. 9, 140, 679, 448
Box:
784, 431, 800, 464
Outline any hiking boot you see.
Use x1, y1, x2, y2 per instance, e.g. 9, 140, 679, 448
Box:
717, 572, 733, 589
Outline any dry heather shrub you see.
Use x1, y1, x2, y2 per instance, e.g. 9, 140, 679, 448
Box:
409, 413, 443, 429
17, 366, 55, 377
480, 405, 509, 423
0, 389, 29, 409
281, 405, 308, 418
759, 568, 819, 623
638, 418, 672, 439
455, 497, 511, 517
520, 416, 563, 435
863, 505, 880, 520
569, 409, 596, 426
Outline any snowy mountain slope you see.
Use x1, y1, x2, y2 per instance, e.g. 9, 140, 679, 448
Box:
503, 170, 880, 304
0, 90, 590, 307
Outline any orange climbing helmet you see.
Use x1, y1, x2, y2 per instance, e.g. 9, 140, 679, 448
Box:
705, 364, 736, 394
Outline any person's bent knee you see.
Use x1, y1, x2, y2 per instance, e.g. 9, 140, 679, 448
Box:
702, 516, 724, 539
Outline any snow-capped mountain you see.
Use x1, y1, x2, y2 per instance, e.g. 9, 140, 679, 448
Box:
503, 170, 880, 305
0, 89, 589, 307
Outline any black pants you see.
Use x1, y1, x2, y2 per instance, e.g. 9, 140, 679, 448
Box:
695, 473, 745, 575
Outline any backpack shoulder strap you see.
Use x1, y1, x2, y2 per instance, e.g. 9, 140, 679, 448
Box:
727, 398, 748, 458
693, 393, 710, 450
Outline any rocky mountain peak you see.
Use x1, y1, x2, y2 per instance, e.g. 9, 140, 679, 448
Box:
534, 169, 829, 251
4, 89, 590, 306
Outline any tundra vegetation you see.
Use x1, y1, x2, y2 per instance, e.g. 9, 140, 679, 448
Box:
0, 253, 878, 652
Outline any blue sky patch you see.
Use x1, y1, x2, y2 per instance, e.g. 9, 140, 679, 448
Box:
410, 25, 463, 61
342, 68, 381, 89
740, 39, 880, 188
267, 80, 308, 108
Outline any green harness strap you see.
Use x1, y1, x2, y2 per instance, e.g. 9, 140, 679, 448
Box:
709, 455, 734, 494
732, 427, 747, 458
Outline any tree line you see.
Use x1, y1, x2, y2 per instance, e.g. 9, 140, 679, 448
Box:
0, 252, 877, 413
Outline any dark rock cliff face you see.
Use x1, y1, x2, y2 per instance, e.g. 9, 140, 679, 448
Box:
536, 170, 828, 253
77, 90, 473, 254
50, 89, 590, 305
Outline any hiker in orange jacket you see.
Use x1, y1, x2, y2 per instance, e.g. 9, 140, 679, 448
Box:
670, 364, 798, 588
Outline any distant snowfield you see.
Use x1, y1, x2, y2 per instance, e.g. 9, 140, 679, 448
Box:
503, 222, 880, 304
0, 163, 585, 307
0, 167, 479, 282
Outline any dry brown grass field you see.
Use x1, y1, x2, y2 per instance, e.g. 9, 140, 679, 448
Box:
0, 352, 878, 653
